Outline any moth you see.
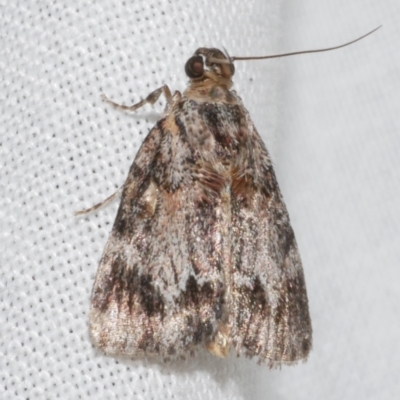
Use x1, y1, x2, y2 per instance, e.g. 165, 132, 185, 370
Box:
78, 27, 379, 366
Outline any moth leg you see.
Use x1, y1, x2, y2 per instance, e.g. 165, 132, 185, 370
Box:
101, 85, 172, 113
75, 186, 123, 216
206, 323, 231, 358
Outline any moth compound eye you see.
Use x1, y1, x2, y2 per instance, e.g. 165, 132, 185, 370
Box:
185, 55, 204, 78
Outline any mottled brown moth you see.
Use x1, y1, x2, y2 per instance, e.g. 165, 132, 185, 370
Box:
77, 27, 380, 366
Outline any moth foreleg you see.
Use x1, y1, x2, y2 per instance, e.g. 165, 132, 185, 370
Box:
101, 85, 172, 113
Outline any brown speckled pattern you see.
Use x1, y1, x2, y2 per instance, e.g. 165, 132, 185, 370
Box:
89, 48, 312, 366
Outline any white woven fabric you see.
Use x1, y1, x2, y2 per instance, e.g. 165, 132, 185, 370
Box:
0, 1, 281, 399
1, 0, 399, 399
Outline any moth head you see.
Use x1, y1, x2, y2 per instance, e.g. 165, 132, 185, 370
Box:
185, 48, 235, 83
183, 27, 381, 85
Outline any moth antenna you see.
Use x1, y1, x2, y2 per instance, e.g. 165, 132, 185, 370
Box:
211, 26, 381, 64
